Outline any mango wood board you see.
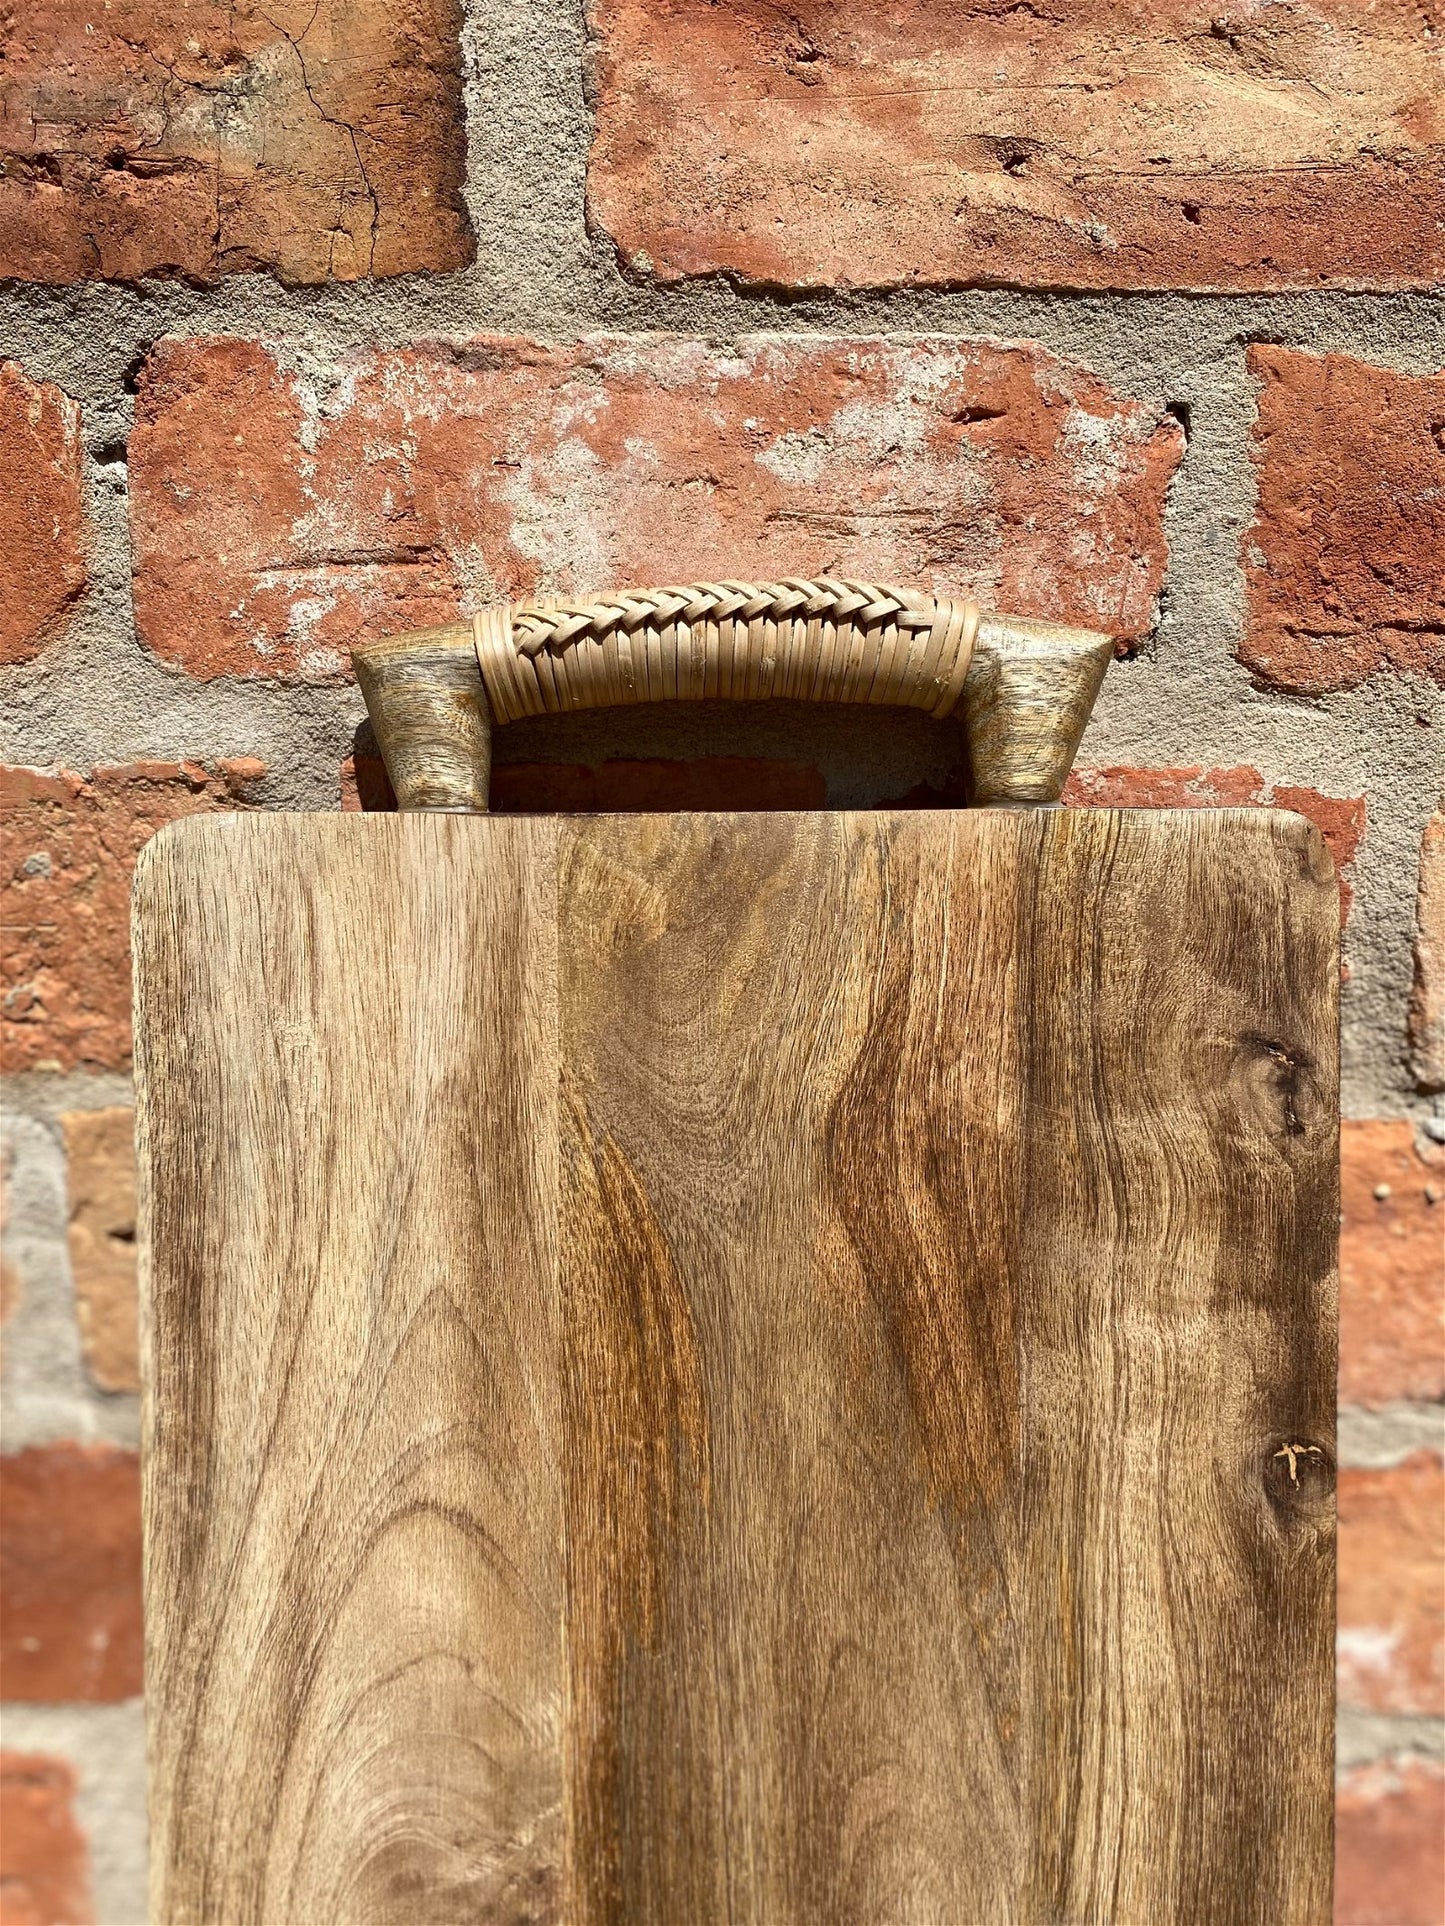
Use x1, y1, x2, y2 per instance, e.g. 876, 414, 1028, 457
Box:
134, 807, 1338, 1926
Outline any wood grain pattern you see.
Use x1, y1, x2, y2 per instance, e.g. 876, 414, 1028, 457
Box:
558, 809, 1029, 1926
1010, 811, 1337, 1926
136, 807, 1337, 1926
962, 615, 1114, 804
135, 815, 561, 1926
351, 626, 492, 813
557, 806, 1337, 1926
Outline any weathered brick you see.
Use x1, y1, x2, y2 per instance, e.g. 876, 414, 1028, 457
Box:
0, 1753, 94, 1926
1244, 349, 1445, 694
1061, 765, 1365, 923
1336, 1760, 1445, 1926
0, 363, 87, 666
0, 0, 471, 286
60, 1110, 139, 1395
589, 0, 1443, 293
1063, 765, 1266, 811
132, 335, 1183, 680
0, 1444, 142, 1701
1411, 810, 1445, 1091
1340, 1120, 1445, 1408
2, 761, 264, 1073
1338, 1454, 1444, 1718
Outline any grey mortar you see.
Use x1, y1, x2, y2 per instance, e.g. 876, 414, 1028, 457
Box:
1336, 1711, 1445, 1772
1338, 1402, 1445, 1467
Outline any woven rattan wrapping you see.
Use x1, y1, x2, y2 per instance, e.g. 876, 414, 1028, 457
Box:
473, 579, 980, 726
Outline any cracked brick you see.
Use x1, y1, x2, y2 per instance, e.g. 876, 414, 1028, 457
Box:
0, 0, 472, 284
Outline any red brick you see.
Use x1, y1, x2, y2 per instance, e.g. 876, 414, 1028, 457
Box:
0, 1753, 94, 1926
1411, 810, 1445, 1091
1338, 1454, 1445, 1718
0, 363, 86, 666
2, 760, 264, 1073
1340, 1121, 1445, 1408
589, 0, 1443, 293
1063, 765, 1267, 811
0, 1445, 142, 1702
1244, 349, 1445, 694
1336, 1760, 1445, 1926
0, 0, 470, 286
60, 1111, 139, 1395
132, 335, 1183, 680
1061, 765, 1365, 924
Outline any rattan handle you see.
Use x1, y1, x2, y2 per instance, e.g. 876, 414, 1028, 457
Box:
352, 579, 1113, 813
479, 579, 980, 724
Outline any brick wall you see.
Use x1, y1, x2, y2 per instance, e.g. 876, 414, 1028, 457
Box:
1, 0, 1441, 1918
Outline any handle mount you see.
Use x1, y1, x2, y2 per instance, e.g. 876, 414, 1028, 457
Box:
352, 577, 1112, 812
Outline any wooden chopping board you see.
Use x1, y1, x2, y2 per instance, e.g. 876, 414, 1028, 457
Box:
134, 806, 1338, 1926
